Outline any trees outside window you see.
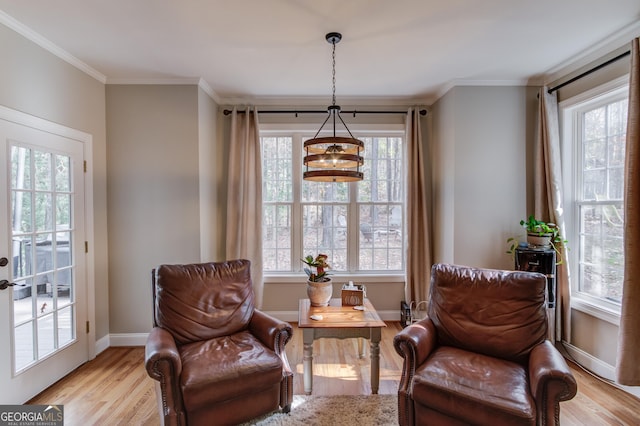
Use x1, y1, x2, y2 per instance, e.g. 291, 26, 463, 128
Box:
262, 130, 405, 275
562, 82, 628, 309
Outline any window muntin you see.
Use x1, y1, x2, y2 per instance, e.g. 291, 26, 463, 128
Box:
564, 84, 627, 308
262, 130, 405, 275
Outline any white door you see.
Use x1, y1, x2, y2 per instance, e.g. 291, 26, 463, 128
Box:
0, 113, 88, 403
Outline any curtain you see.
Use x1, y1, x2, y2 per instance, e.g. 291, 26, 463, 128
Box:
616, 37, 640, 385
534, 88, 571, 342
404, 108, 432, 304
226, 107, 264, 307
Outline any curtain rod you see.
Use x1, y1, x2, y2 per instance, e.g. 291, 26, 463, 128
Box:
223, 108, 427, 116
548, 50, 631, 94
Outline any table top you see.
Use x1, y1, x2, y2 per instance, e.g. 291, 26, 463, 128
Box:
298, 298, 386, 328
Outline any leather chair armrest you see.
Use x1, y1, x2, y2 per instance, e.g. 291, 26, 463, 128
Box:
394, 317, 438, 368
248, 310, 294, 411
529, 340, 578, 426
145, 327, 182, 380
145, 327, 185, 426
249, 309, 293, 354
393, 317, 438, 426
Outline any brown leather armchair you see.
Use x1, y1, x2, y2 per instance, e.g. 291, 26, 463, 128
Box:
394, 263, 577, 426
144, 260, 293, 426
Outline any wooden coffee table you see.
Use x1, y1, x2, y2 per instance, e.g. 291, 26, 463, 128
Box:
298, 298, 386, 395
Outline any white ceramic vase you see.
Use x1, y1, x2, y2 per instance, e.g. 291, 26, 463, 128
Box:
527, 233, 552, 248
307, 279, 333, 307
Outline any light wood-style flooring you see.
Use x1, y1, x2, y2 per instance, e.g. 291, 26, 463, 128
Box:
28, 322, 640, 425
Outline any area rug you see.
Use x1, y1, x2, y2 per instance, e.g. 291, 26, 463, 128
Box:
241, 394, 398, 426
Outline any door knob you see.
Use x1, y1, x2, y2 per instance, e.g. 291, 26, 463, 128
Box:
0, 280, 19, 290
0, 257, 7, 267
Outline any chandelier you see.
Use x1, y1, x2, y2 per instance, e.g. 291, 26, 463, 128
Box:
303, 32, 364, 182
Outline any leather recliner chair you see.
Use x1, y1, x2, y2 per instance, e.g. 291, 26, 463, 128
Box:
394, 263, 577, 426
145, 259, 293, 425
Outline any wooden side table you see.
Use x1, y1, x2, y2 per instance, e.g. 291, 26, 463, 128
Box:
298, 298, 386, 395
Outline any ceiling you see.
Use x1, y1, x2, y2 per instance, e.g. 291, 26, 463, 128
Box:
1, 1, 639, 104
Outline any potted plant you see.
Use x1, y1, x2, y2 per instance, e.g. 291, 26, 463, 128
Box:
302, 254, 333, 306
507, 215, 568, 263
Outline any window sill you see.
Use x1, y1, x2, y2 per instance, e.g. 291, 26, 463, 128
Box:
264, 273, 405, 284
571, 296, 621, 326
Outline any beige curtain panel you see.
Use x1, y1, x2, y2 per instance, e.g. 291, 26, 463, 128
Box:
226, 107, 264, 307
616, 37, 640, 386
404, 108, 432, 304
535, 88, 571, 342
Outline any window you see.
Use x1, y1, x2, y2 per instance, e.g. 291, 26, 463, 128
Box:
561, 80, 628, 312
262, 127, 405, 276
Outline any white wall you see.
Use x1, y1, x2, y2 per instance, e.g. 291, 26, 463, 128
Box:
105, 85, 203, 333
197, 88, 222, 261
0, 23, 110, 341
431, 86, 537, 270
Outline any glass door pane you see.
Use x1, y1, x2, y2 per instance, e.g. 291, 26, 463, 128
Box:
10, 144, 76, 372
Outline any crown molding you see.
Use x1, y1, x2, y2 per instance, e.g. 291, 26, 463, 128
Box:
433, 78, 535, 103
544, 20, 640, 85
106, 77, 203, 86
105, 77, 223, 104
196, 78, 221, 104
0, 10, 107, 83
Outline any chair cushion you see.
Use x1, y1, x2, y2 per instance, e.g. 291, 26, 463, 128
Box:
179, 331, 284, 412
413, 346, 536, 426
428, 263, 547, 363
154, 260, 255, 345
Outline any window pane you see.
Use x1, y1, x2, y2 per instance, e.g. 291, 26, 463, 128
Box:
359, 204, 403, 271
302, 181, 348, 203
583, 138, 606, 170
583, 107, 605, 140
12, 190, 33, 233
58, 306, 74, 347
358, 137, 403, 202
11, 146, 32, 190
55, 154, 71, 192
302, 204, 347, 271
263, 137, 292, 202
35, 151, 52, 191
14, 322, 35, 371
582, 169, 606, 200
35, 193, 53, 232
263, 204, 291, 271
578, 204, 624, 303
56, 194, 71, 229
607, 98, 628, 135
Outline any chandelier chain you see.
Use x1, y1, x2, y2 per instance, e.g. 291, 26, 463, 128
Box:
331, 40, 336, 106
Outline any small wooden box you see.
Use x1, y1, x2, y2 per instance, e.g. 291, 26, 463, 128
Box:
341, 284, 366, 306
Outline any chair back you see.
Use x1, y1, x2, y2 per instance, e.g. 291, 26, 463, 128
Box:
152, 259, 255, 345
428, 263, 548, 363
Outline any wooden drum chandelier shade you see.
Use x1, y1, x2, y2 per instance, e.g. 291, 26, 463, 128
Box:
303, 32, 364, 182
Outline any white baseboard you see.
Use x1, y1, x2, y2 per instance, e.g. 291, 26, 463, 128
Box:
109, 333, 149, 347
94, 334, 110, 356
562, 341, 640, 399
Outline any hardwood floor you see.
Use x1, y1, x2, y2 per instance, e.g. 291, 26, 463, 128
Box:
28, 322, 640, 425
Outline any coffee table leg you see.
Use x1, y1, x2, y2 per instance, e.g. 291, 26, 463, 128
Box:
358, 338, 366, 358
370, 328, 382, 394
303, 329, 314, 395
